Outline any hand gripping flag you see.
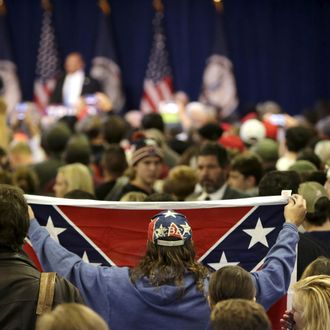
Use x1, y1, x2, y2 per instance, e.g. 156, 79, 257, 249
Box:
140, 4, 173, 113
33, 0, 60, 113
90, 0, 125, 113
199, 4, 238, 119
26, 195, 293, 330
0, 2, 21, 113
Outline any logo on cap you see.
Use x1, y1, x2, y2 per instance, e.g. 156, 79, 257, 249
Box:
148, 210, 192, 246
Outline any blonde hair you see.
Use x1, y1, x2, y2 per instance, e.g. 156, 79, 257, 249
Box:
58, 163, 94, 194
293, 275, 330, 330
36, 303, 109, 330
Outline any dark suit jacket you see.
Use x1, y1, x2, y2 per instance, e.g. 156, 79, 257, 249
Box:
50, 73, 101, 104
222, 186, 249, 199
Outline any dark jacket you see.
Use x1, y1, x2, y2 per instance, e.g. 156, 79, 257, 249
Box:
297, 232, 330, 279
0, 248, 84, 330
50, 74, 101, 105
222, 186, 249, 199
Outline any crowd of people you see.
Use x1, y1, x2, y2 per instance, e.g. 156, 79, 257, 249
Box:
1, 52, 330, 329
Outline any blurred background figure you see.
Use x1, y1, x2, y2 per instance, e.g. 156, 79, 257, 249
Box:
54, 163, 94, 198
50, 52, 101, 108
163, 165, 198, 201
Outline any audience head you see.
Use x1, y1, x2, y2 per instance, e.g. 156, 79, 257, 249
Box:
288, 160, 317, 174
0, 184, 29, 251
228, 152, 263, 193
285, 126, 312, 152
208, 266, 255, 307
54, 163, 94, 198
303, 170, 327, 186
42, 122, 71, 157
130, 138, 163, 186
302, 256, 330, 279
185, 102, 216, 130
163, 165, 198, 201
141, 113, 165, 133
197, 142, 229, 194
36, 303, 109, 330
251, 138, 279, 167
102, 115, 128, 144
101, 144, 128, 179
297, 148, 322, 170
298, 181, 329, 227
210, 299, 271, 330
0, 169, 13, 185
292, 275, 330, 330
144, 128, 167, 149
8, 141, 33, 169
76, 115, 102, 141
314, 140, 330, 166
239, 119, 266, 146
258, 170, 301, 196
12, 166, 39, 194
197, 123, 223, 142
63, 134, 91, 166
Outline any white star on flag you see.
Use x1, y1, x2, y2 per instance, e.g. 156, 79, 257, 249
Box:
243, 218, 275, 249
163, 210, 177, 218
82, 251, 102, 266
45, 216, 66, 243
208, 252, 240, 271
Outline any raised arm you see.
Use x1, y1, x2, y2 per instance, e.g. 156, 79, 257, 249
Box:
251, 195, 306, 310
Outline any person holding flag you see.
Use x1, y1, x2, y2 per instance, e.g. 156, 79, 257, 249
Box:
27, 193, 306, 329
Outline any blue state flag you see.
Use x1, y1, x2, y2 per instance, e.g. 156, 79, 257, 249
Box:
90, 0, 125, 112
199, 4, 238, 119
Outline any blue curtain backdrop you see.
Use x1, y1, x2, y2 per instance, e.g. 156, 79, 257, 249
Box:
4, 0, 330, 116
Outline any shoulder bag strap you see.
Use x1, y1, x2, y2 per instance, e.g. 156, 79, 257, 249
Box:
36, 272, 57, 316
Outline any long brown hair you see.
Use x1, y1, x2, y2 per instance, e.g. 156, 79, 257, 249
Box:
130, 240, 209, 292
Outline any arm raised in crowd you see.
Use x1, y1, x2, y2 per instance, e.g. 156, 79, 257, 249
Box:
251, 195, 306, 310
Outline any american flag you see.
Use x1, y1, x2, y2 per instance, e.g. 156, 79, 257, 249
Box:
34, 2, 60, 113
90, 0, 125, 112
140, 10, 173, 113
26, 195, 291, 330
